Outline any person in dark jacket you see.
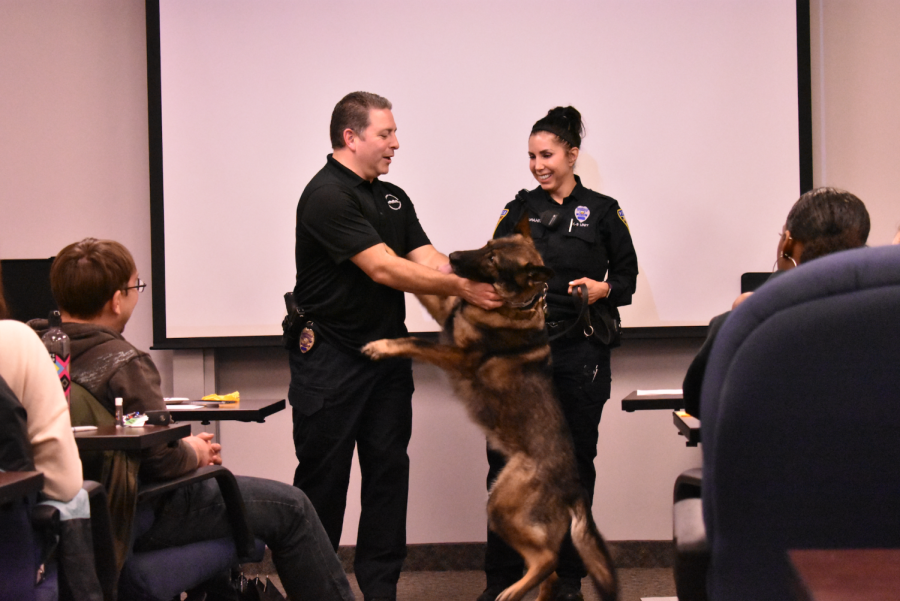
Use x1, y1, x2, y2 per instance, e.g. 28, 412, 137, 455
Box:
30, 237, 354, 601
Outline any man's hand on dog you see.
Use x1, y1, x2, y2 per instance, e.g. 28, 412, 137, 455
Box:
568, 277, 610, 304
458, 278, 503, 310
437, 261, 501, 310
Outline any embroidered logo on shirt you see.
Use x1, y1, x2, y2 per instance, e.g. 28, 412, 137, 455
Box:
574, 206, 590, 223
385, 194, 401, 210
617, 208, 630, 230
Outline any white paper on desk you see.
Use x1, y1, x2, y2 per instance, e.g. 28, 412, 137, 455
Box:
171, 404, 204, 410
636, 389, 683, 396
164, 397, 190, 403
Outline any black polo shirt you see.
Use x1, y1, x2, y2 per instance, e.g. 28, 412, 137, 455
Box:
293, 154, 430, 352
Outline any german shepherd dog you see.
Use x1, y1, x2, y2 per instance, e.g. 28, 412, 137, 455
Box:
361, 215, 617, 601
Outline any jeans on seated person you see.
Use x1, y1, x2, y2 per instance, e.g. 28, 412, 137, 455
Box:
133, 475, 354, 601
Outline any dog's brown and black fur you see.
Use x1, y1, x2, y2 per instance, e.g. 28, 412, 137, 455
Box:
362, 215, 617, 601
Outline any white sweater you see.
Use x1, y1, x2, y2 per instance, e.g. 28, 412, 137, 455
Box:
0, 319, 83, 501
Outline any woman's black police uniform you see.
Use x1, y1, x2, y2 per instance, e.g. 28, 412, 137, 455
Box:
485, 175, 638, 590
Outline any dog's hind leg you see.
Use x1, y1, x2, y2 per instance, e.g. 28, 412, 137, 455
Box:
488, 462, 564, 601
496, 547, 557, 601
535, 571, 558, 601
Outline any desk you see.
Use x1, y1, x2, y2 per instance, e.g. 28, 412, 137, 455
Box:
673, 411, 701, 446
789, 549, 900, 601
0, 471, 44, 503
621, 390, 684, 412
73, 423, 191, 452
166, 399, 286, 425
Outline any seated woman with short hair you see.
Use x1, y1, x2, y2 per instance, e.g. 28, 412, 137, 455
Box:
682, 187, 871, 416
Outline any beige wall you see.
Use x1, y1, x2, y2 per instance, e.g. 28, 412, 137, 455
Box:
2, 0, 896, 544
810, 0, 900, 243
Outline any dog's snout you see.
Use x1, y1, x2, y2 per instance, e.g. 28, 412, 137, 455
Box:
448, 251, 461, 264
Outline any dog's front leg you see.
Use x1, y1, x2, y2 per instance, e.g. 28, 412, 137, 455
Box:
362, 337, 467, 373
415, 293, 456, 325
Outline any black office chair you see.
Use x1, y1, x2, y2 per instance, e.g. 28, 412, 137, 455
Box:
0, 374, 106, 601
673, 245, 900, 600
69, 383, 265, 601
0, 471, 54, 601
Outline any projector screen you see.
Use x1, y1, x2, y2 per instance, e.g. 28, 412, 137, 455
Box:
148, 0, 808, 347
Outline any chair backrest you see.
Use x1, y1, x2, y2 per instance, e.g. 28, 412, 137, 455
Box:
0, 375, 53, 601
700, 245, 900, 601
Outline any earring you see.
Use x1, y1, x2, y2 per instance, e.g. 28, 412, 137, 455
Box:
772, 254, 798, 272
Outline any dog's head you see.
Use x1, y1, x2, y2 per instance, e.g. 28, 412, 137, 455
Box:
449, 214, 553, 307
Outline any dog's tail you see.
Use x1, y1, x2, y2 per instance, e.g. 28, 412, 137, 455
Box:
571, 497, 618, 601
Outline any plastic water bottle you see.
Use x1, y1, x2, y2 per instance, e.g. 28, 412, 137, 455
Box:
42, 311, 71, 406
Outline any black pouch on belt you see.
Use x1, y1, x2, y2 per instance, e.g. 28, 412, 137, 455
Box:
588, 299, 622, 348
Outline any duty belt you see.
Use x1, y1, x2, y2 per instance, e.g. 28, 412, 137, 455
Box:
545, 284, 593, 342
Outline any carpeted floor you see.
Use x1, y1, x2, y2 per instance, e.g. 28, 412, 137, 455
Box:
261, 568, 676, 600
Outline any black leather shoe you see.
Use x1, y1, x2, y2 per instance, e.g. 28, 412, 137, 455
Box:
554, 579, 585, 601
476, 585, 508, 601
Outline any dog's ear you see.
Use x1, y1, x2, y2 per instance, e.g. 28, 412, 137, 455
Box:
514, 212, 532, 239
527, 264, 554, 284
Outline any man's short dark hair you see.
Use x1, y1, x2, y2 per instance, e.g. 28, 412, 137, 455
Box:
50, 238, 137, 319
786, 187, 870, 262
329, 92, 392, 149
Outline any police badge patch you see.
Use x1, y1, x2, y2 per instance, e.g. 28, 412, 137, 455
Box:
574, 206, 590, 223
299, 324, 315, 353
617, 208, 630, 230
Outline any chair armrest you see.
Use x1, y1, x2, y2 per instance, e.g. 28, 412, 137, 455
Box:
136, 465, 228, 501
137, 465, 256, 562
673, 497, 709, 601
0, 471, 44, 504
674, 467, 703, 502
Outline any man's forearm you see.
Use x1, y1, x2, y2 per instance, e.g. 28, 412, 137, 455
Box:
405, 244, 449, 271
352, 243, 501, 310
358, 247, 464, 296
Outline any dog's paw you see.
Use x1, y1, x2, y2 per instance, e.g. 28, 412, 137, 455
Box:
361, 339, 393, 360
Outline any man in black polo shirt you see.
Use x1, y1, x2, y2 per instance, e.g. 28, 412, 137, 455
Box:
289, 91, 500, 601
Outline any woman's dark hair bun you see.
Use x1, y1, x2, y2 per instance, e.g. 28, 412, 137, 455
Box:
532, 106, 585, 148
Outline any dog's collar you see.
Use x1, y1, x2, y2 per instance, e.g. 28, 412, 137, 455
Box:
506, 283, 548, 311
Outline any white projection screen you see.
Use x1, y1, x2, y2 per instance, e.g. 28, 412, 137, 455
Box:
148, 0, 809, 347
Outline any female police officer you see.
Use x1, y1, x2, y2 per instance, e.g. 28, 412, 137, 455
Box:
480, 107, 639, 601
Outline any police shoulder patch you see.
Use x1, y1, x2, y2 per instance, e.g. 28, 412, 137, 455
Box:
495, 208, 509, 229
617, 208, 630, 230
